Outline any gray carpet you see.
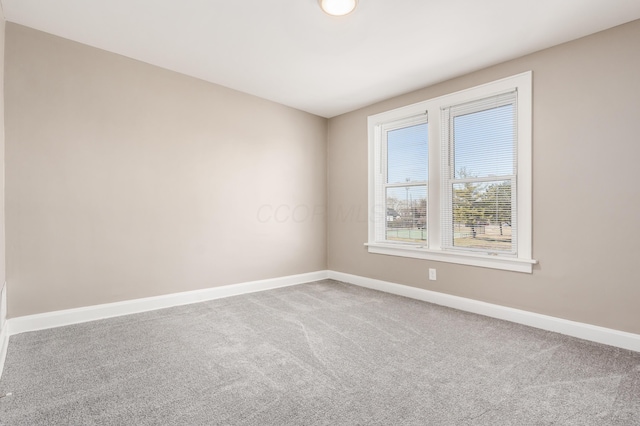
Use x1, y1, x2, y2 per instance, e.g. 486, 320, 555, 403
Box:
0, 280, 638, 425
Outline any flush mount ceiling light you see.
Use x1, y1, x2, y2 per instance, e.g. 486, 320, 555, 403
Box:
319, 0, 358, 16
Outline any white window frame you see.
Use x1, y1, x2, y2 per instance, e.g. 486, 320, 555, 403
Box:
373, 114, 429, 245
367, 72, 537, 273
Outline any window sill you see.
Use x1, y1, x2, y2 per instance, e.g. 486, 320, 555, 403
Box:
365, 243, 537, 273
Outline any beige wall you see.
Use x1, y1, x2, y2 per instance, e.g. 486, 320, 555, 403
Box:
5, 24, 327, 318
327, 20, 640, 334
0, 14, 6, 332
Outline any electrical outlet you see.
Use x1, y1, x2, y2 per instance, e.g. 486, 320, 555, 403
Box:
429, 268, 436, 281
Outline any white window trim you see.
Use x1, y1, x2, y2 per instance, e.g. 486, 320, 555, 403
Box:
367, 71, 537, 273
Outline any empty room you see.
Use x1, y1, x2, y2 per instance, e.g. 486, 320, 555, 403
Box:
1, 0, 639, 424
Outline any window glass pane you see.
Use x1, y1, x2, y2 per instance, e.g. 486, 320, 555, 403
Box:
452, 180, 512, 252
386, 186, 427, 243
453, 104, 514, 179
387, 123, 428, 184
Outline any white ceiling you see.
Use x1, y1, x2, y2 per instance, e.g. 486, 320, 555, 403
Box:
2, 0, 640, 118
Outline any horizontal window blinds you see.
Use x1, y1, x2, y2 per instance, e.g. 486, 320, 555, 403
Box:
442, 90, 518, 254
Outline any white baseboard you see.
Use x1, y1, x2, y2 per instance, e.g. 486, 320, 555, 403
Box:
0, 283, 6, 332
8, 270, 330, 336
0, 283, 6, 382
328, 271, 640, 353
0, 325, 8, 382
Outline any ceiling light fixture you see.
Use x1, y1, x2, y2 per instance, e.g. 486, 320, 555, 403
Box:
318, 0, 358, 16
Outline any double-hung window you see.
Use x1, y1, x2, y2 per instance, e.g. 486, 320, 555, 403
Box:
375, 116, 429, 245
367, 72, 536, 273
